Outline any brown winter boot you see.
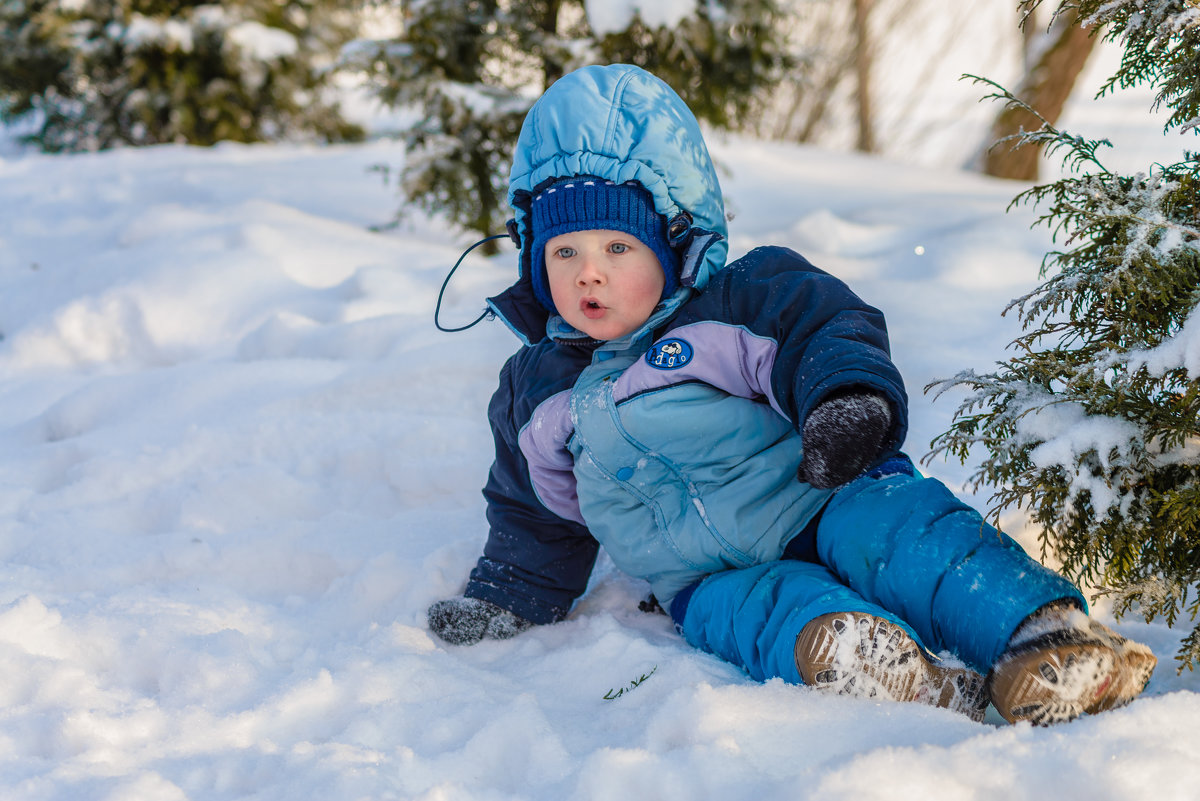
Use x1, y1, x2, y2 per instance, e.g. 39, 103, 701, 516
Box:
987, 604, 1157, 726
794, 612, 988, 722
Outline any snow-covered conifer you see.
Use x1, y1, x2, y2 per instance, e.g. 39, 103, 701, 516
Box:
0, 1, 364, 151
345, 0, 793, 242
929, 0, 1200, 669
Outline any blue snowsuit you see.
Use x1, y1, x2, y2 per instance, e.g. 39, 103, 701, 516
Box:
465, 64, 1083, 681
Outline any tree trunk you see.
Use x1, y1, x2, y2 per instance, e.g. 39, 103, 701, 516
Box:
983, 9, 1097, 181
539, 0, 565, 87
852, 0, 874, 153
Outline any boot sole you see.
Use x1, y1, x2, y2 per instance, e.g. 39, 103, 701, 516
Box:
795, 612, 988, 722
988, 626, 1157, 725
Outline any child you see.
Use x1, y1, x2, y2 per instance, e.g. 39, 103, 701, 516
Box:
427, 64, 1156, 725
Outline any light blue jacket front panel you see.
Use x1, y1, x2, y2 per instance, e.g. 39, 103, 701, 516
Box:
560, 345, 831, 605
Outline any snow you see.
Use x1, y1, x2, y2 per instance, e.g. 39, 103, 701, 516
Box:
123, 15, 196, 51
1129, 302, 1200, 379
1083, 0, 1200, 37
1018, 394, 1144, 516
584, 0, 698, 37
2, 100, 1199, 801
227, 22, 299, 61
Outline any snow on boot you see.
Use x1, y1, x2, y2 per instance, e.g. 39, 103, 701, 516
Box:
794, 612, 988, 721
987, 604, 1157, 726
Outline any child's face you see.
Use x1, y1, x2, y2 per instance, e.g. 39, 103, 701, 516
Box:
545, 229, 665, 341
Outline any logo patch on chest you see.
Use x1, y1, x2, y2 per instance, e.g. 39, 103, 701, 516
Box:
646, 338, 694, 370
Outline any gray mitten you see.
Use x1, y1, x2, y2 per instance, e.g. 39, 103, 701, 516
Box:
427, 597, 533, 645
797, 389, 893, 489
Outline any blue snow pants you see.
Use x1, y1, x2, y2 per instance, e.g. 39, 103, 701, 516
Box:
670, 461, 1086, 682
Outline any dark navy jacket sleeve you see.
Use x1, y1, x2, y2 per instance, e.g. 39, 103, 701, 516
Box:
681, 246, 908, 453
464, 347, 600, 625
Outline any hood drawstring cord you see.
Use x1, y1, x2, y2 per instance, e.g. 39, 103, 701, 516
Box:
434, 221, 520, 333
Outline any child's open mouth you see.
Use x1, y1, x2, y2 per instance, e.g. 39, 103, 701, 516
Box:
581, 299, 605, 319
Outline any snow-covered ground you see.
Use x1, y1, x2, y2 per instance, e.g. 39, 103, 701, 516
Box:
2, 69, 1199, 801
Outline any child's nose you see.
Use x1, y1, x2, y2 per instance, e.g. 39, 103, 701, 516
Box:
576, 255, 605, 285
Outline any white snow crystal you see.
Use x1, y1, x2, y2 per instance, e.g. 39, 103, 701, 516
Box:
227, 21, 299, 60
1126, 303, 1200, 380
123, 15, 196, 51
585, 0, 699, 36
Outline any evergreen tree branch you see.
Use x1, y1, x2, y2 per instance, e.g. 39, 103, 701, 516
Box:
935, 4, 1200, 669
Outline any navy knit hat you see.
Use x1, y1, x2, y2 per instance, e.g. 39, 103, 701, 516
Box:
529, 178, 680, 314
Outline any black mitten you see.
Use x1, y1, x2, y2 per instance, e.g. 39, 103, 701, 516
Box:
427, 597, 534, 645
797, 389, 893, 489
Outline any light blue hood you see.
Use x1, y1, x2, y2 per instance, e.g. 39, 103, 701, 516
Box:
490, 64, 729, 344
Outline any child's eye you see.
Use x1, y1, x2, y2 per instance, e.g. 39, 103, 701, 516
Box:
554, 246, 576, 259
610, 242, 628, 254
